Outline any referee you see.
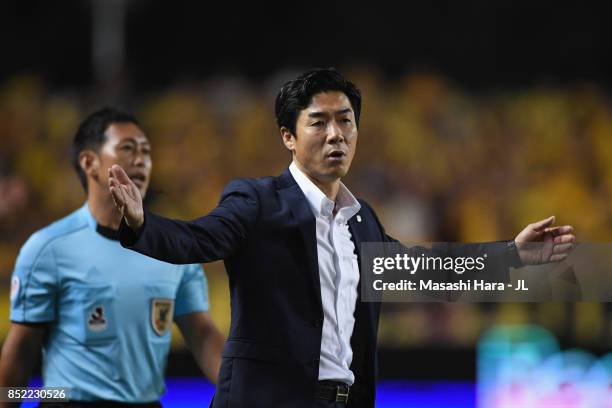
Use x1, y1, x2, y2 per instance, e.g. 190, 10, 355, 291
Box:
0, 107, 224, 407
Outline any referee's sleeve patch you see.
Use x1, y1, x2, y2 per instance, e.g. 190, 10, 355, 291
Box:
10, 276, 20, 302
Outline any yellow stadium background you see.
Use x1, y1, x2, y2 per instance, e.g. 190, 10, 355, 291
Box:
1, 71, 612, 351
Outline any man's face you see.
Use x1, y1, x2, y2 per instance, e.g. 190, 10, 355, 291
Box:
283, 91, 358, 184
96, 122, 152, 198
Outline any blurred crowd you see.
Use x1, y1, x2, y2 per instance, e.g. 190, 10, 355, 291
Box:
2, 70, 612, 349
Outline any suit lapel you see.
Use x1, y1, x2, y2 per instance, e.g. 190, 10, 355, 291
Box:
277, 170, 322, 312
349, 209, 382, 308
348, 212, 367, 282
348, 209, 372, 378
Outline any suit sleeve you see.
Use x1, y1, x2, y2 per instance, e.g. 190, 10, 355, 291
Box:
359, 200, 512, 282
119, 179, 259, 264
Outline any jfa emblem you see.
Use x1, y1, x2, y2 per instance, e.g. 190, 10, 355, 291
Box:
151, 299, 174, 336
87, 305, 108, 332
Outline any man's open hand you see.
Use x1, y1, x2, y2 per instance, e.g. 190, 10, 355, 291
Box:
515, 216, 575, 265
108, 164, 144, 230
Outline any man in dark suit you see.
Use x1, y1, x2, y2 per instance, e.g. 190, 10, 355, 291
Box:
108, 68, 575, 407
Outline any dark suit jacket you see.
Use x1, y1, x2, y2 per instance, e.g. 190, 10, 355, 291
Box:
119, 169, 512, 408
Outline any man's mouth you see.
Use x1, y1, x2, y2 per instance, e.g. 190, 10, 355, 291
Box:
325, 150, 346, 162
326, 150, 346, 160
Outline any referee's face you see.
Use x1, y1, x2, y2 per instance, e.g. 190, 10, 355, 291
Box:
283, 91, 357, 187
98, 122, 152, 199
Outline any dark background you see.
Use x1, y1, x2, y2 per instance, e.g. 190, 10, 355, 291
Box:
2, 1, 611, 89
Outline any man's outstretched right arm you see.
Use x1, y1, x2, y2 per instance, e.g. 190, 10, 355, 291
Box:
109, 165, 259, 264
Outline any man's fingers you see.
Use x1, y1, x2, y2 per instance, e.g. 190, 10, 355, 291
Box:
109, 176, 120, 189
549, 253, 568, 263
531, 216, 555, 232
546, 225, 574, 237
110, 164, 132, 185
553, 233, 576, 244
552, 243, 574, 254
109, 185, 124, 209
120, 184, 133, 204
109, 178, 124, 204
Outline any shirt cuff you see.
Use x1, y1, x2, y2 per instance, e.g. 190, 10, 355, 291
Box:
118, 214, 146, 248
506, 240, 523, 268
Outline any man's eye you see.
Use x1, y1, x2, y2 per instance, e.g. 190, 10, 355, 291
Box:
120, 145, 134, 151
311, 121, 324, 127
141, 148, 151, 155
342, 118, 352, 124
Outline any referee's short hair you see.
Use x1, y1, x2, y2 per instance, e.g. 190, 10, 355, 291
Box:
71, 107, 139, 192
275, 68, 361, 136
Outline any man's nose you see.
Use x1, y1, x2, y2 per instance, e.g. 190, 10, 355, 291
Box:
327, 121, 344, 143
133, 149, 146, 166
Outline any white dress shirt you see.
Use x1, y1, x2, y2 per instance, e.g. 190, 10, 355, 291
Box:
289, 162, 361, 385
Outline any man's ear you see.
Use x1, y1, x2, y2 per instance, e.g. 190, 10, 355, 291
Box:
78, 150, 100, 180
280, 127, 295, 153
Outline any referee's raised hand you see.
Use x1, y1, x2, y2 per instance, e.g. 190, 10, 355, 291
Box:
109, 164, 145, 230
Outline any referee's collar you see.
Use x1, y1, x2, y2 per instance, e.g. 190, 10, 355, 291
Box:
96, 224, 119, 240
80, 203, 119, 241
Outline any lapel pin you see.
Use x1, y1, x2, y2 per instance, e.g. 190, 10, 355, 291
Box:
356, 215, 362, 223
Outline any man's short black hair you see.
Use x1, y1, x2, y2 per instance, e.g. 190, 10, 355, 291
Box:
71, 107, 139, 191
275, 68, 361, 135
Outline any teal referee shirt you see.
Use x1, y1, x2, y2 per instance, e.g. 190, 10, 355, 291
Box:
10, 204, 209, 402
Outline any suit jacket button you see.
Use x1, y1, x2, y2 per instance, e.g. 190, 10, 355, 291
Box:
313, 318, 323, 328
312, 358, 320, 367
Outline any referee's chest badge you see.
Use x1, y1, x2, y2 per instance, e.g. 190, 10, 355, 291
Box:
87, 305, 108, 332
151, 299, 174, 336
